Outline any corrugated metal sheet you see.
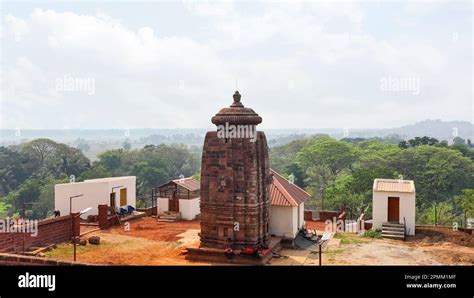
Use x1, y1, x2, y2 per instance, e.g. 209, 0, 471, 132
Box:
172, 177, 201, 191
373, 179, 415, 193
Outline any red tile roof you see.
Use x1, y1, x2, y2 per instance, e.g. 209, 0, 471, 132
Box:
270, 169, 311, 207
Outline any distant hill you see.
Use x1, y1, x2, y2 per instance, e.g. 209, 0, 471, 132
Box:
322, 120, 474, 141
391, 119, 474, 140
1, 119, 472, 148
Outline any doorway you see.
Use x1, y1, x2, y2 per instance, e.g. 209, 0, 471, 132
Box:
387, 197, 400, 222
110, 192, 116, 208
169, 190, 179, 212
120, 188, 127, 206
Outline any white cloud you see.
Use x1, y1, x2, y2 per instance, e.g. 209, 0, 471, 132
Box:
1, 2, 471, 130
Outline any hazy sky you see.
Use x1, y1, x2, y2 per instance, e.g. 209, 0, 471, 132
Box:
1, 0, 472, 130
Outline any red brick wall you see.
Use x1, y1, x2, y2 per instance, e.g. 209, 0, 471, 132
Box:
0, 215, 74, 253
0, 253, 89, 266
98, 204, 123, 229
304, 210, 313, 221
319, 211, 340, 221
137, 207, 154, 216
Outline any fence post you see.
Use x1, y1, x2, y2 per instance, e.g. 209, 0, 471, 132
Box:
98, 204, 109, 229
319, 243, 322, 266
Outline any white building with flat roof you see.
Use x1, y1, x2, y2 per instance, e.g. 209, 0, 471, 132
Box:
372, 178, 416, 236
54, 176, 136, 218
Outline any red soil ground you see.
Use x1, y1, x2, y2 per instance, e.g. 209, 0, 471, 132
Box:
111, 217, 201, 242
48, 217, 204, 265
305, 220, 328, 232
409, 226, 474, 247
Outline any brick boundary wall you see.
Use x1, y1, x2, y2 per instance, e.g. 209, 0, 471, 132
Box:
319, 210, 341, 222
416, 225, 473, 235
98, 204, 152, 229
137, 206, 154, 216
304, 210, 313, 221
0, 253, 90, 266
98, 204, 120, 229
0, 215, 77, 253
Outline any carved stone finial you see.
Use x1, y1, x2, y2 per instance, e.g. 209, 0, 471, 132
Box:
231, 90, 243, 107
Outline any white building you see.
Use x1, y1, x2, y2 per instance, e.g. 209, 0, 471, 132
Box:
54, 176, 136, 218
156, 177, 200, 220
372, 178, 416, 235
269, 169, 310, 239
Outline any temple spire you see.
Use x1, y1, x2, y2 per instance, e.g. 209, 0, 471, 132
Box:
211, 91, 262, 126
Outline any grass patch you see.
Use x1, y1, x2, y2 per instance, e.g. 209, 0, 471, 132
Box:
44, 241, 111, 259
363, 229, 382, 239
324, 248, 345, 258
335, 233, 371, 245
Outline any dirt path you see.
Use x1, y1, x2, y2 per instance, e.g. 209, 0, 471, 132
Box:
323, 238, 441, 265
405, 227, 474, 265
322, 228, 473, 265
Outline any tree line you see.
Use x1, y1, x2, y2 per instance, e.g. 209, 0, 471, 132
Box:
0, 139, 199, 219
1, 135, 473, 226
269, 136, 474, 225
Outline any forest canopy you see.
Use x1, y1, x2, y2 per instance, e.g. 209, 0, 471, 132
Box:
269, 136, 474, 224
0, 139, 199, 219
1, 135, 473, 225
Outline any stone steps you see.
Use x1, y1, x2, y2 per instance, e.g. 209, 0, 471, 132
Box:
381, 222, 405, 240
157, 212, 181, 222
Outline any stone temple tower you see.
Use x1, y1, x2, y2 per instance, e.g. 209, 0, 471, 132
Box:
199, 91, 271, 250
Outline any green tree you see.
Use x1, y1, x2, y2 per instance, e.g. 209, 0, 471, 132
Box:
20, 138, 90, 179
325, 175, 365, 218
132, 162, 168, 199
297, 137, 356, 209
455, 189, 474, 217
0, 147, 28, 196
453, 136, 466, 145
3, 179, 42, 217
122, 139, 132, 150
78, 166, 111, 181
419, 202, 454, 226
0, 201, 11, 217
403, 136, 440, 148
97, 150, 124, 174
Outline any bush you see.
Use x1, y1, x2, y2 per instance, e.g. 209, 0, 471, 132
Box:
363, 229, 382, 239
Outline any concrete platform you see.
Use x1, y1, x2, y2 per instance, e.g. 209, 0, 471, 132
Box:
186, 237, 281, 265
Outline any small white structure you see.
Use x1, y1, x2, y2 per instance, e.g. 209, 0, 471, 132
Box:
156, 177, 200, 220
372, 178, 416, 235
55, 176, 136, 218
269, 169, 310, 239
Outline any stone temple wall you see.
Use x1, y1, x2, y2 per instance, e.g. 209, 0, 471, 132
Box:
199, 91, 271, 250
